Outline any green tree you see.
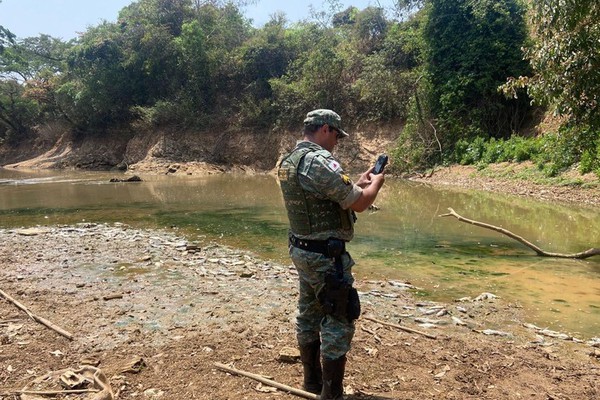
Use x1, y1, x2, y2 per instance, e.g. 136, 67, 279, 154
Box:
0, 27, 15, 53
174, 19, 211, 116
195, 1, 251, 116
118, 0, 194, 37
117, 0, 192, 103
0, 35, 71, 81
270, 24, 349, 126
0, 34, 72, 141
0, 80, 39, 143
332, 6, 358, 27
504, 1, 600, 174
236, 15, 296, 127
64, 0, 196, 130
353, 6, 388, 54
64, 22, 135, 129
425, 0, 531, 142
352, 15, 424, 122
520, 0, 600, 128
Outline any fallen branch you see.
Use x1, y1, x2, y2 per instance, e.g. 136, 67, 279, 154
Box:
0, 319, 21, 325
364, 316, 438, 339
214, 362, 317, 400
439, 208, 600, 259
20, 388, 99, 395
0, 289, 74, 340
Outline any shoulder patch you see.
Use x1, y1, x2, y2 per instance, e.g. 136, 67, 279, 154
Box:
341, 174, 351, 185
327, 160, 341, 172
278, 168, 289, 182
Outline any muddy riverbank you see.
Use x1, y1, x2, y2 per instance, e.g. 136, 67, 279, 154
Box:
1, 223, 598, 399
410, 163, 600, 207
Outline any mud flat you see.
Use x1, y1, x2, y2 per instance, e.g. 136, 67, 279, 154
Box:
0, 224, 598, 399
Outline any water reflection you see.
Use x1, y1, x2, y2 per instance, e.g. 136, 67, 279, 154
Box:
0, 168, 598, 338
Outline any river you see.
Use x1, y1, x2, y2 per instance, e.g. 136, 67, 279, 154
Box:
1, 168, 598, 339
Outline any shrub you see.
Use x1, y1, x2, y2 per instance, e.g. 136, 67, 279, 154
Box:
453, 134, 546, 167
130, 100, 190, 130
453, 136, 491, 165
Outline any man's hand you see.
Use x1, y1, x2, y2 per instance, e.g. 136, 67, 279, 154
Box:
368, 171, 385, 188
350, 168, 385, 212
355, 168, 373, 188
356, 166, 386, 188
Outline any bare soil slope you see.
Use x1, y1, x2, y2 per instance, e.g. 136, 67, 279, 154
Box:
1, 125, 400, 175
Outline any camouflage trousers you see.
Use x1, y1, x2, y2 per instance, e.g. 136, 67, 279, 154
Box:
289, 245, 356, 360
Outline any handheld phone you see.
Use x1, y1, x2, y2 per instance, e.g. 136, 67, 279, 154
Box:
373, 154, 388, 175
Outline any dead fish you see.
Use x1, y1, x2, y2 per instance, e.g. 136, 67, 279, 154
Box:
436, 309, 448, 317
478, 329, 512, 337
587, 338, 600, 347
523, 323, 542, 330
414, 317, 445, 325
474, 292, 499, 301
389, 280, 418, 290
539, 329, 572, 341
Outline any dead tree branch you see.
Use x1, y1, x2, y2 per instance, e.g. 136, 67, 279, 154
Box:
214, 362, 317, 400
439, 208, 600, 259
0, 289, 74, 340
364, 316, 438, 339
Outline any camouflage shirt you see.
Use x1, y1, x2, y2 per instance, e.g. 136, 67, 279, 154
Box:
289, 141, 362, 241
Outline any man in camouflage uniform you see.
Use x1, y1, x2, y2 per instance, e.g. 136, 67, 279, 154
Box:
278, 109, 385, 399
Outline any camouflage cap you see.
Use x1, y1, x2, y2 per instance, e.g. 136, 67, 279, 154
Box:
303, 109, 349, 138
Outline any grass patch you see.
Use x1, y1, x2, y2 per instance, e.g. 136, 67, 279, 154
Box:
476, 162, 599, 188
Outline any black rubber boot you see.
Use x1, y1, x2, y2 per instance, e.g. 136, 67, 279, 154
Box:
320, 355, 346, 400
299, 340, 322, 394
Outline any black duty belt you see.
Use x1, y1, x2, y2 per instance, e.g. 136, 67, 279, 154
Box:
289, 235, 345, 257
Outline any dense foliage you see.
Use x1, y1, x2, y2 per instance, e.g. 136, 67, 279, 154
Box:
502, 0, 600, 176
0, 0, 598, 176
395, 0, 533, 171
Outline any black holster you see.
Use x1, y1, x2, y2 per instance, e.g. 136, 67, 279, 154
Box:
318, 239, 361, 321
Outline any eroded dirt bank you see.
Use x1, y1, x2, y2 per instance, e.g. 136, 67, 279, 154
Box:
1, 224, 599, 400
0, 125, 399, 176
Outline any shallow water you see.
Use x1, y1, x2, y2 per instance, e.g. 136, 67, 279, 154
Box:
1, 168, 598, 338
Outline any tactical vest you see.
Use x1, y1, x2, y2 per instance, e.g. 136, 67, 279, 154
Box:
278, 146, 353, 235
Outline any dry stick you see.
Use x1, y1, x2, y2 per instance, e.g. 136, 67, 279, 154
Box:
439, 207, 600, 259
0, 289, 74, 340
364, 316, 438, 340
19, 389, 99, 395
0, 318, 22, 325
103, 293, 124, 301
214, 362, 318, 400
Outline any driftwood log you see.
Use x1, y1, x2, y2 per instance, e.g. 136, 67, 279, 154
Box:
439, 208, 600, 259
214, 362, 317, 400
0, 289, 74, 340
